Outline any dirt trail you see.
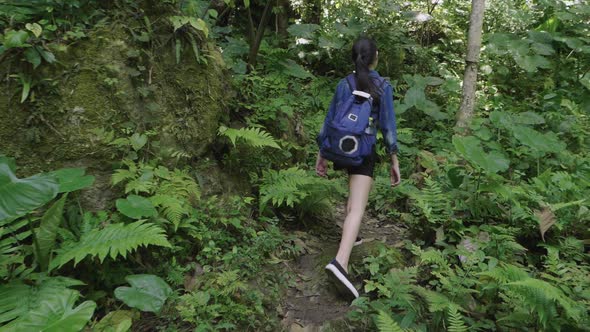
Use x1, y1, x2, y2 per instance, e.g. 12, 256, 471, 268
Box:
280, 205, 407, 331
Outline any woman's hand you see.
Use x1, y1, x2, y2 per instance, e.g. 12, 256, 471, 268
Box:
316, 152, 328, 177
390, 153, 401, 187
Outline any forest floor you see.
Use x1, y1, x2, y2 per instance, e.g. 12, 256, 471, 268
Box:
280, 204, 408, 331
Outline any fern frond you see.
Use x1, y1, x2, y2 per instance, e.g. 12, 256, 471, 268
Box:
124, 177, 155, 194
506, 278, 582, 325
414, 287, 455, 313
477, 263, 529, 284
150, 194, 189, 229
410, 177, 453, 224
218, 126, 281, 149
50, 221, 171, 271
111, 160, 138, 186
374, 311, 405, 332
259, 167, 311, 209
215, 270, 248, 296
419, 249, 449, 268
157, 169, 200, 201
446, 305, 468, 332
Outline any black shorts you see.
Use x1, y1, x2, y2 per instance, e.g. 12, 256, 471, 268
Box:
334, 149, 378, 178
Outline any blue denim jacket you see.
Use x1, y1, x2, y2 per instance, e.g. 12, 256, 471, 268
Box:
318, 70, 399, 154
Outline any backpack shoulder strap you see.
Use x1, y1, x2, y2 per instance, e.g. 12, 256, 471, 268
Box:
345, 74, 356, 93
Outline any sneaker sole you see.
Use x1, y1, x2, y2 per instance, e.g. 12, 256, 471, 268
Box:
325, 264, 359, 301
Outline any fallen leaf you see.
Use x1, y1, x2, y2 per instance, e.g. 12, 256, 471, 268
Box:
535, 207, 556, 241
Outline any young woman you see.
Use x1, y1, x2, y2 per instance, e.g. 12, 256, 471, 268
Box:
315, 37, 401, 300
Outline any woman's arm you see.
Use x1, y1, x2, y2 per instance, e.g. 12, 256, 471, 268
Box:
380, 82, 401, 186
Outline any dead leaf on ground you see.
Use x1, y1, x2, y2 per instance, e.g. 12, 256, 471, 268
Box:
535, 207, 556, 241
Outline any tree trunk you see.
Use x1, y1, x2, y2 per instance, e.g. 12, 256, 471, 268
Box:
276, 0, 290, 38
247, 0, 274, 71
455, 0, 486, 131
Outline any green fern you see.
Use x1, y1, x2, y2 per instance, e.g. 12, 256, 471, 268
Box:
259, 167, 342, 215
111, 159, 138, 186
259, 167, 312, 209
418, 249, 450, 269
0, 217, 34, 280
218, 126, 280, 149
414, 287, 458, 313
374, 311, 405, 332
446, 305, 468, 332
49, 221, 171, 271
506, 277, 582, 325
215, 270, 248, 296
410, 177, 453, 224
150, 194, 189, 230
477, 263, 529, 284
156, 169, 200, 201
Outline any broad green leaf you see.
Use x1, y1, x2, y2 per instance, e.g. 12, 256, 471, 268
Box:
287, 24, 320, 39
404, 87, 425, 107
416, 99, 447, 120
114, 275, 172, 313
0, 277, 85, 327
447, 167, 464, 188
94, 310, 137, 332
0, 156, 16, 173
512, 126, 565, 154
169, 16, 187, 31
36, 194, 68, 271
515, 54, 551, 72
453, 135, 509, 174
425, 76, 445, 86
581, 73, 590, 91
25, 23, 42, 38
3, 30, 29, 49
116, 195, 157, 219
36, 46, 55, 63
16, 289, 95, 332
536, 16, 560, 33
24, 47, 41, 68
18, 74, 31, 103
318, 35, 345, 50
514, 112, 545, 125
129, 133, 147, 151
279, 59, 314, 79
0, 163, 58, 221
532, 42, 555, 56
50, 168, 95, 193
188, 18, 208, 38
207, 9, 218, 19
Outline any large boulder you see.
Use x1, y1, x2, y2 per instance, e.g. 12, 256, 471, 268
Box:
0, 15, 229, 209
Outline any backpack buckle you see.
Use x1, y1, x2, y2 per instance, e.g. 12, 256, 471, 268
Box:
352, 90, 371, 99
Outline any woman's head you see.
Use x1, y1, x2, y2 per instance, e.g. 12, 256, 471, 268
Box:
351, 37, 379, 97
352, 37, 378, 69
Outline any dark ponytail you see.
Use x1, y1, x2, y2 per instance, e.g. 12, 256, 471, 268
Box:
351, 37, 379, 100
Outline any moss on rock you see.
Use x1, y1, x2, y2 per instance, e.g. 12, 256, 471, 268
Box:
0, 15, 229, 209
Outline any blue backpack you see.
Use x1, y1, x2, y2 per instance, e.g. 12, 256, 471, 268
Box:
318, 74, 385, 166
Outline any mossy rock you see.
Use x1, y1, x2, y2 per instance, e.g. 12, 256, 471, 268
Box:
0, 14, 229, 209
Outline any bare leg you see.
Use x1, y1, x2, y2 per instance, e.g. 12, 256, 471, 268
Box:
335, 174, 373, 272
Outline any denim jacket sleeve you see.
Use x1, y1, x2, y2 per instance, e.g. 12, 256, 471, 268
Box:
378, 82, 399, 154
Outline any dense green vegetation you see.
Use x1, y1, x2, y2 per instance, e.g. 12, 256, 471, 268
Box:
1, 0, 589, 331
